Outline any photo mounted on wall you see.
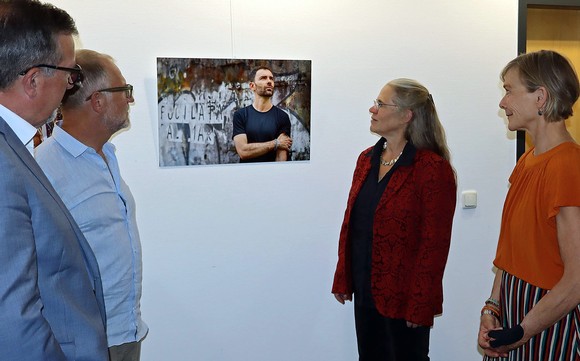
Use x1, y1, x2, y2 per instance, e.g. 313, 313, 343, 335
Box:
157, 58, 311, 166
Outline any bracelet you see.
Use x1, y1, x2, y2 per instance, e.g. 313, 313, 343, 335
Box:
483, 303, 500, 313
485, 297, 500, 308
481, 305, 500, 318
274, 139, 279, 151
481, 309, 499, 318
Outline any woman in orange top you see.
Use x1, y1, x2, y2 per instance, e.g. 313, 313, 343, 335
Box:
478, 50, 580, 360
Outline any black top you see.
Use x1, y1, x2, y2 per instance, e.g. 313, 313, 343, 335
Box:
232, 105, 291, 163
350, 139, 416, 308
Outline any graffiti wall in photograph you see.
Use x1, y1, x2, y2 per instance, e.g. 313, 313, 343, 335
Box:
157, 58, 311, 166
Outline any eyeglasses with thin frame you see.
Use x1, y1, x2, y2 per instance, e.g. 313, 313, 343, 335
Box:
18, 64, 84, 87
373, 99, 398, 109
85, 84, 133, 101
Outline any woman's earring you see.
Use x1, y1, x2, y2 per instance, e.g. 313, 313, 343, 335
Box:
538, 109, 543, 116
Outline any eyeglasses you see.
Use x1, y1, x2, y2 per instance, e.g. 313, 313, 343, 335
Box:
18, 64, 84, 87
373, 99, 398, 109
85, 84, 133, 101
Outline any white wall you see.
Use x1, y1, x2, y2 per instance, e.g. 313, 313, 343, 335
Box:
48, 1, 518, 360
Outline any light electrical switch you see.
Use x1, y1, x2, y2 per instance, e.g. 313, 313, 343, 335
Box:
462, 190, 477, 209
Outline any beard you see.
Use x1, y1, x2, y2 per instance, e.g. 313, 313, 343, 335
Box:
256, 86, 274, 98
102, 107, 130, 134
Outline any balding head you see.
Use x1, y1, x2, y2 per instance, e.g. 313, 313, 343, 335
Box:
62, 49, 114, 109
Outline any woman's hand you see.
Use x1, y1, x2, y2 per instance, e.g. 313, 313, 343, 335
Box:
478, 315, 508, 358
333, 293, 352, 304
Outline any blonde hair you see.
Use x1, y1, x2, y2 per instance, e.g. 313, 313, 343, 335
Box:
501, 50, 579, 122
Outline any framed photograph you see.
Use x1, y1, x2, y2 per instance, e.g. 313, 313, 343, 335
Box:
157, 58, 311, 166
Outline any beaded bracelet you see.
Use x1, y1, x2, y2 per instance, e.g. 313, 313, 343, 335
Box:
481, 305, 500, 319
484, 300, 499, 310
485, 297, 500, 308
481, 309, 499, 318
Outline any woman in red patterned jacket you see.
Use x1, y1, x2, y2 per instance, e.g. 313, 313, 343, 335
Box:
332, 78, 457, 361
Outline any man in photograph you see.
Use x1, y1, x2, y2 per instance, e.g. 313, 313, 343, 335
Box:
35, 49, 147, 361
232, 66, 293, 162
0, 1, 108, 360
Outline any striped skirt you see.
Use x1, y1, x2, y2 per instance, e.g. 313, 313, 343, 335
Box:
483, 271, 580, 361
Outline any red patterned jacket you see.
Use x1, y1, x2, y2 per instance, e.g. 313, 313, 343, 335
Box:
332, 145, 456, 326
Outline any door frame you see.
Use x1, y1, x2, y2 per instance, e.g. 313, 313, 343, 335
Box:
516, 0, 580, 159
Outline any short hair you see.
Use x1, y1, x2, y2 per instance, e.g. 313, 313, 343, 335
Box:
0, 0, 77, 90
248, 66, 273, 83
501, 50, 580, 122
62, 49, 113, 108
389, 78, 451, 161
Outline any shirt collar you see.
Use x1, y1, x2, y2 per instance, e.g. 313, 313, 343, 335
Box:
0, 104, 38, 151
51, 125, 116, 158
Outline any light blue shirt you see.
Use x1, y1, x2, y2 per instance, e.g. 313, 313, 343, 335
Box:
35, 126, 148, 347
0, 104, 37, 155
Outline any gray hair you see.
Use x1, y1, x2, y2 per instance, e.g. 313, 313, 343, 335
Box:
0, 0, 77, 90
389, 78, 451, 161
62, 49, 113, 108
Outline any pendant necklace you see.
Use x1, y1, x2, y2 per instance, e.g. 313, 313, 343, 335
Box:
380, 141, 405, 167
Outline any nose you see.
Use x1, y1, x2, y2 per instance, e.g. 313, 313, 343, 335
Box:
499, 97, 506, 110
369, 104, 378, 114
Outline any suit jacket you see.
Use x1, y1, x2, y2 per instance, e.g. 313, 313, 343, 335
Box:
0, 117, 108, 361
332, 144, 456, 326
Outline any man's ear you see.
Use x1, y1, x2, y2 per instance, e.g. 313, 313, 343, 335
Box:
88, 92, 106, 113
21, 69, 41, 98
249, 81, 256, 91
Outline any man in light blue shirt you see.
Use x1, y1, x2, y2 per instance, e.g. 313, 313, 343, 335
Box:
36, 49, 147, 361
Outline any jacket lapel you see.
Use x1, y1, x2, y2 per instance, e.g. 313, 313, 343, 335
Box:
0, 118, 71, 214
0, 117, 106, 326
375, 156, 415, 211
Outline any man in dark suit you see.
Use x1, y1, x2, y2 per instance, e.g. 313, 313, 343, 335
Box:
0, 1, 108, 360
